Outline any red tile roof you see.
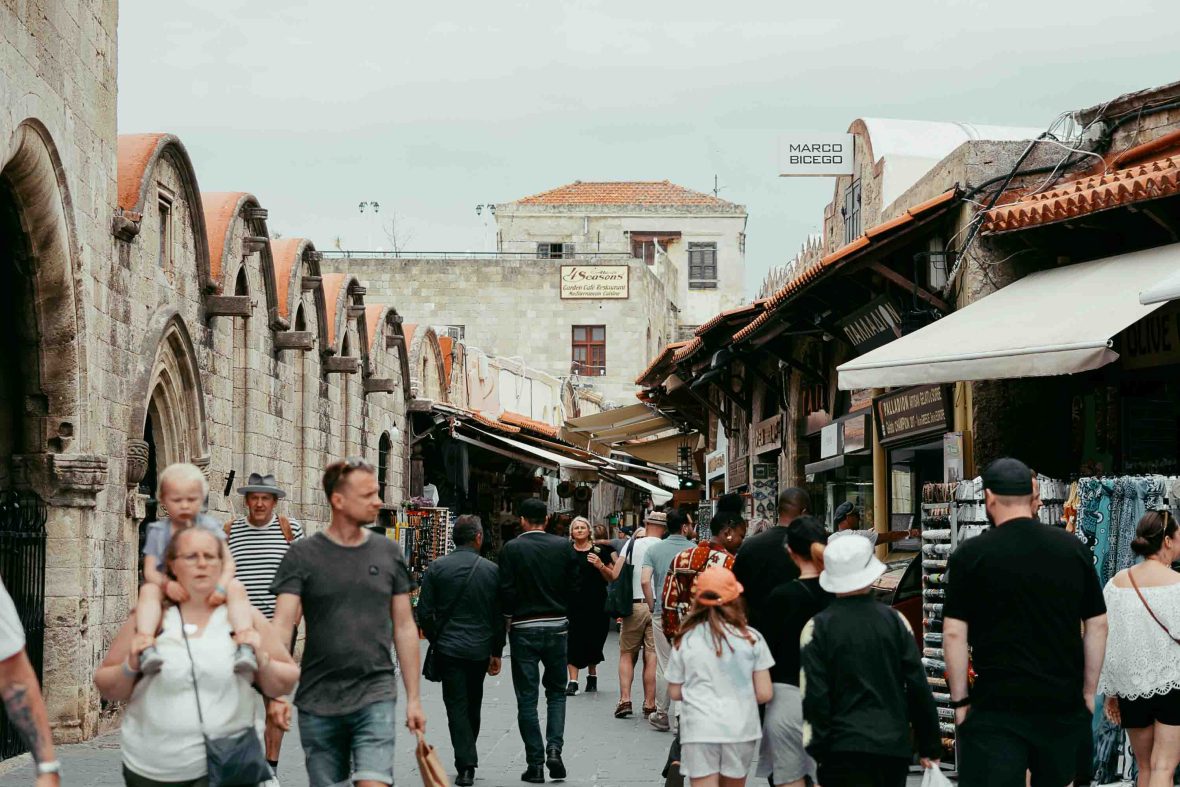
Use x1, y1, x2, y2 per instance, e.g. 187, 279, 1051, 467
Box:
982, 154, 1180, 234
320, 272, 357, 350
117, 133, 168, 213
515, 180, 737, 208
634, 341, 690, 386
499, 411, 560, 439
364, 304, 392, 355
438, 335, 455, 387
201, 192, 253, 286
271, 237, 312, 320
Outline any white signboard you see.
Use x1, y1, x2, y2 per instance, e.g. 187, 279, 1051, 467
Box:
778, 133, 855, 177
560, 265, 630, 299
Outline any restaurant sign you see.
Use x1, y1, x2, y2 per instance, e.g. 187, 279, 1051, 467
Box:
560, 265, 630, 299
874, 384, 952, 446
753, 415, 783, 454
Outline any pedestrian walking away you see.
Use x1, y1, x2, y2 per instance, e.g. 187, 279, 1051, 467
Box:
800, 534, 940, 787
1099, 509, 1180, 787
757, 515, 833, 787
564, 516, 616, 696
417, 515, 504, 787
499, 497, 582, 784
661, 510, 747, 640
612, 511, 664, 721
666, 566, 774, 787
641, 508, 693, 732
95, 527, 299, 787
224, 470, 305, 775
0, 574, 60, 786
944, 457, 1108, 787
732, 488, 807, 632
271, 458, 426, 787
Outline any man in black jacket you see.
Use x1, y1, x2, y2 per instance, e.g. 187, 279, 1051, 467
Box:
500, 498, 581, 783
417, 516, 504, 787
733, 487, 807, 631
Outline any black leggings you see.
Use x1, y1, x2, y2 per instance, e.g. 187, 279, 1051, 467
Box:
122, 764, 209, 787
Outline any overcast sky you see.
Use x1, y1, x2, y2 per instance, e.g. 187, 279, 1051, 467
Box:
118, 1, 1180, 297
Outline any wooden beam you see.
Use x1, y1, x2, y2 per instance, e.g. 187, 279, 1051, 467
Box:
865, 261, 951, 313
1135, 205, 1180, 242
323, 356, 359, 374
761, 343, 826, 385
364, 377, 398, 395
205, 295, 252, 317
273, 331, 314, 351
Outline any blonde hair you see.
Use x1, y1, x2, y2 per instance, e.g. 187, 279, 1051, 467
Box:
569, 516, 591, 540
157, 462, 209, 501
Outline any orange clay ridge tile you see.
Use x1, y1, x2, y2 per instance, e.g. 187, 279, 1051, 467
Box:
515, 180, 737, 207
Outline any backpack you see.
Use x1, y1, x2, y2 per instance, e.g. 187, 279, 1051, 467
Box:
224, 515, 296, 543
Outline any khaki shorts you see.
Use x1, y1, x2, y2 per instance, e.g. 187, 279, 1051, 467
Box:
619, 602, 655, 654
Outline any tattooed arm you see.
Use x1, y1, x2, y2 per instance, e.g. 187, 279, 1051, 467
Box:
0, 648, 59, 784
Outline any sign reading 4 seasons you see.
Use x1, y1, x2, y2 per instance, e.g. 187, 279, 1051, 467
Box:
874, 384, 952, 446
560, 265, 630, 299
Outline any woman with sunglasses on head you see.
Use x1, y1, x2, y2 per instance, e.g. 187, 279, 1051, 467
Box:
1100, 509, 1180, 787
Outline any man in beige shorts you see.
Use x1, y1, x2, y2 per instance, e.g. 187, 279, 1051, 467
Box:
613, 512, 665, 718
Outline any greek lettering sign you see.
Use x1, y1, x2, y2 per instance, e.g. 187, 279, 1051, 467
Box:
560, 265, 629, 299
874, 384, 952, 446
778, 133, 855, 177
838, 296, 903, 353
753, 415, 782, 454
1119, 302, 1180, 370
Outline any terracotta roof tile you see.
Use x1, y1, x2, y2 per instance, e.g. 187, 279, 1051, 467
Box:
634, 341, 690, 386
320, 272, 357, 350
364, 304, 389, 355
438, 335, 455, 387
271, 238, 313, 320
117, 133, 168, 213
500, 411, 560, 439
514, 180, 738, 208
201, 192, 253, 286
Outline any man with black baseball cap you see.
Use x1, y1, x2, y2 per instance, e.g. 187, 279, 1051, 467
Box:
944, 457, 1107, 787
829, 501, 918, 547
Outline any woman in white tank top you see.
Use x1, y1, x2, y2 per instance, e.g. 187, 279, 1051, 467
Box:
96, 528, 299, 786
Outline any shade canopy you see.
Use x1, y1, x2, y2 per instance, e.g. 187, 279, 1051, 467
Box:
616, 474, 674, 506
615, 432, 702, 464
561, 403, 675, 455
837, 243, 1178, 390
453, 425, 595, 471
1141, 267, 1180, 305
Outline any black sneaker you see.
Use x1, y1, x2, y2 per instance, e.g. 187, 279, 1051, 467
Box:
521, 764, 545, 783
546, 748, 566, 781
585, 675, 597, 692
565, 681, 578, 696
456, 766, 475, 786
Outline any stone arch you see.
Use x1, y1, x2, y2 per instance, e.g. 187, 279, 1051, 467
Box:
405, 325, 447, 403
201, 192, 283, 328
271, 238, 328, 338
320, 272, 367, 358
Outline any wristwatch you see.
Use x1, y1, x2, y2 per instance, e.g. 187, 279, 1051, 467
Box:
36, 760, 62, 775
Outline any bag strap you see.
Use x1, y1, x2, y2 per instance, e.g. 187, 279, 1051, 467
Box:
1129, 568, 1180, 645
223, 519, 234, 541
278, 516, 294, 544
176, 607, 208, 732
433, 553, 481, 641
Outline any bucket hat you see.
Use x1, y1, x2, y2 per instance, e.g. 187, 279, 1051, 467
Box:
237, 472, 286, 499
819, 532, 886, 594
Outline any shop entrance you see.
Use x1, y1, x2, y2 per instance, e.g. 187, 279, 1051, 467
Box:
887, 438, 944, 534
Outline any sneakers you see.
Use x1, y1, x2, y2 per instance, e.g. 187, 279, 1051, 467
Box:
545, 747, 566, 781
138, 644, 164, 675
233, 643, 258, 676
456, 767, 475, 786
565, 681, 578, 696
584, 675, 597, 693
648, 711, 671, 732
521, 764, 545, 783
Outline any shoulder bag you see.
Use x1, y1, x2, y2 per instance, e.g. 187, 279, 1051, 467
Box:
1129, 569, 1180, 645
178, 609, 273, 787
605, 537, 637, 619
422, 553, 482, 682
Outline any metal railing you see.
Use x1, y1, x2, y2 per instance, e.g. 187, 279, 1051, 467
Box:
320, 250, 636, 261
0, 491, 46, 761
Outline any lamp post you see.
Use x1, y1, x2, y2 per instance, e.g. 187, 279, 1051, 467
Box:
359, 200, 380, 250
475, 203, 497, 252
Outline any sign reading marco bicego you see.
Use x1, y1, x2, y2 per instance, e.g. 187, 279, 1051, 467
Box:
560, 265, 630, 299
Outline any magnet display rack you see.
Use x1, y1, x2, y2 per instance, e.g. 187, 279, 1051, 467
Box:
402, 507, 455, 590
920, 481, 962, 766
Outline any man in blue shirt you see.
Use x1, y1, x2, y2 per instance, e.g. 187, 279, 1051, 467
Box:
641, 508, 694, 732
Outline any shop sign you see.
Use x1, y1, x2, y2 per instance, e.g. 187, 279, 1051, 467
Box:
874, 384, 951, 446
705, 448, 727, 480
778, 133, 855, 176
820, 422, 841, 459
843, 413, 869, 453
728, 457, 750, 489
1120, 302, 1180, 370
838, 296, 903, 354
753, 415, 783, 454
559, 265, 630, 299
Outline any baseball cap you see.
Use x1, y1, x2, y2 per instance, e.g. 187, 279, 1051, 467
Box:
981, 457, 1033, 496
694, 566, 743, 606
833, 501, 859, 521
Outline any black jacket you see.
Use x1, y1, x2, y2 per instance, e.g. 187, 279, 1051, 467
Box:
416, 547, 505, 660
498, 530, 581, 623
800, 594, 940, 761
733, 525, 800, 630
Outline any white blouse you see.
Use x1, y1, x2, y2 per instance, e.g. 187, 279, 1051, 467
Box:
121, 606, 264, 781
1098, 581, 1180, 700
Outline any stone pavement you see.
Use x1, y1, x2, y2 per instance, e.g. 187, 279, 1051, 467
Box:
0, 632, 929, 785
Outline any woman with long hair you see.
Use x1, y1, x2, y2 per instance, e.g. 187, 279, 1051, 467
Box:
757, 515, 834, 787
1101, 510, 1180, 787
565, 516, 616, 695
667, 566, 773, 787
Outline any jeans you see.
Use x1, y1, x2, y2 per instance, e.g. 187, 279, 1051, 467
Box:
437, 652, 489, 770
509, 624, 568, 766
298, 699, 397, 786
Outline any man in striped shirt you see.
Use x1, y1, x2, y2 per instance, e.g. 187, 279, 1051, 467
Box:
225, 472, 304, 773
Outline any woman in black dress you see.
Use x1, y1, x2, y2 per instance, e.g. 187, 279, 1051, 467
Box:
566, 516, 616, 695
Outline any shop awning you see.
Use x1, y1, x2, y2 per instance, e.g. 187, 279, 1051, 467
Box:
1141, 267, 1180, 305
615, 432, 702, 464
837, 243, 1179, 390
560, 404, 675, 455
453, 424, 596, 471
615, 474, 674, 506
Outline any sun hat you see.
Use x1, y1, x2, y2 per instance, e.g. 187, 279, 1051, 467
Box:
237, 472, 287, 499
644, 510, 668, 528
819, 533, 886, 594
694, 566, 743, 606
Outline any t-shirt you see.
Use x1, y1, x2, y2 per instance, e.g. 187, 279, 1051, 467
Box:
760, 577, 833, 685
142, 514, 227, 571
944, 517, 1106, 713
829, 528, 878, 546
270, 531, 413, 716
666, 623, 774, 744
733, 525, 801, 631
226, 515, 305, 619
643, 535, 693, 614
0, 578, 26, 661
627, 536, 661, 599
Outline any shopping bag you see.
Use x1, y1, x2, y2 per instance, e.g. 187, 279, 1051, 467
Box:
921, 765, 953, 787
416, 731, 451, 787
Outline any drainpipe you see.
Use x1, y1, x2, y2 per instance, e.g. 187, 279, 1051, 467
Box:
872, 388, 888, 561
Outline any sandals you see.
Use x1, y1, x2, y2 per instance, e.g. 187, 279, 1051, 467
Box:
614, 700, 633, 718
643, 705, 657, 719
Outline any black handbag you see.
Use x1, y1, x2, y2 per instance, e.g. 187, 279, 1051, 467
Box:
605, 537, 636, 619
178, 609, 273, 787
423, 553, 481, 682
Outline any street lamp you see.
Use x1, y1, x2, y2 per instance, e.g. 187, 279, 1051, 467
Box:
475, 204, 497, 251
359, 201, 380, 250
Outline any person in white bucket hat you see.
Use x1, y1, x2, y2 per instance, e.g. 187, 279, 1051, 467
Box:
800, 535, 941, 787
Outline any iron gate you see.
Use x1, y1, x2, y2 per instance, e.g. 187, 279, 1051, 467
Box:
0, 491, 46, 761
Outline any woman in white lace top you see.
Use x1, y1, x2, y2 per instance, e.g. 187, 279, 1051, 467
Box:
1099, 510, 1180, 787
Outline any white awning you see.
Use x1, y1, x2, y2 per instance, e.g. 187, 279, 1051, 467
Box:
1141, 268, 1180, 305
616, 432, 703, 464
453, 425, 596, 471
837, 243, 1179, 390
560, 404, 674, 455
617, 474, 674, 506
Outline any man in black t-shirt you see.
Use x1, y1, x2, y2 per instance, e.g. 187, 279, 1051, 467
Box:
733, 487, 807, 631
944, 458, 1107, 787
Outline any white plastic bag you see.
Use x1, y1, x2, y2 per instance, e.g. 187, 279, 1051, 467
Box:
921, 766, 953, 787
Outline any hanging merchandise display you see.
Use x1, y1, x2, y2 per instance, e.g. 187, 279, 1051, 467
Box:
401, 507, 456, 599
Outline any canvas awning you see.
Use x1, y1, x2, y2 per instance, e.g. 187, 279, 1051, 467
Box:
615, 474, 674, 506
1141, 267, 1180, 305
616, 432, 703, 464
837, 243, 1179, 390
453, 424, 596, 471
560, 404, 675, 455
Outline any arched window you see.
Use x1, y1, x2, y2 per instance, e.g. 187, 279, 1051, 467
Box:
292, 305, 308, 510
377, 432, 391, 504
341, 334, 353, 457
232, 267, 250, 476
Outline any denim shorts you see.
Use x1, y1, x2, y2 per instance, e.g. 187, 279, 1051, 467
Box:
298, 699, 397, 786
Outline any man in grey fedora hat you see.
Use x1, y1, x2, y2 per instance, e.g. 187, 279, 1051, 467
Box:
225, 471, 305, 775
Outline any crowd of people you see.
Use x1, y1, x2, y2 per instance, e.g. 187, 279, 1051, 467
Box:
1, 454, 1178, 786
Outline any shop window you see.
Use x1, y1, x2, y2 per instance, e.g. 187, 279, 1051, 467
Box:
688, 242, 718, 289
537, 242, 574, 259
843, 179, 862, 244
571, 325, 606, 375
157, 187, 174, 270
